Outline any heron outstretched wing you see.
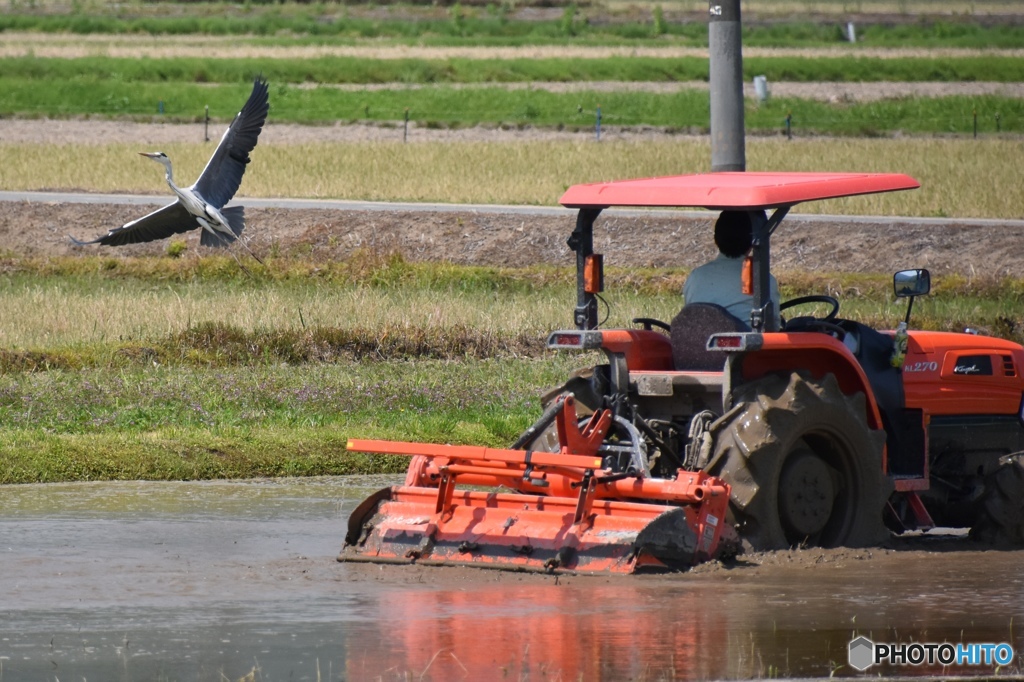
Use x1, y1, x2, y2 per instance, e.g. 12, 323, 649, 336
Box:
71, 201, 198, 246
192, 76, 270, 209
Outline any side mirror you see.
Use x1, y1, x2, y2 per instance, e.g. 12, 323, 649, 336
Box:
894, 269, 930, 298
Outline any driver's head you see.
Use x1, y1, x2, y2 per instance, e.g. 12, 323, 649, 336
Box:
714, 210, 765, 258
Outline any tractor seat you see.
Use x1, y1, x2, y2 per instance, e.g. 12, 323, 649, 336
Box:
670, 303, 750, 371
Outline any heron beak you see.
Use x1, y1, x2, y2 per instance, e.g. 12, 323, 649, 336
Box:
139, 152, 160, 159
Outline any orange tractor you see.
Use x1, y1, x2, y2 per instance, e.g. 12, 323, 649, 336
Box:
341, 172, 1024, 574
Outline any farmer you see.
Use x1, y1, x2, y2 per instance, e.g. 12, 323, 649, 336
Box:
683, 209, 780, 325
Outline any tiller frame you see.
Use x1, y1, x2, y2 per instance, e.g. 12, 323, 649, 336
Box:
340, 397, 734, 574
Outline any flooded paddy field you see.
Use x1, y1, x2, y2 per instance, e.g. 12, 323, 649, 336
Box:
0, 477, 1021, 681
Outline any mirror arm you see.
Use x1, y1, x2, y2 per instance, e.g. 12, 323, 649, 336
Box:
904, 295, 915, 326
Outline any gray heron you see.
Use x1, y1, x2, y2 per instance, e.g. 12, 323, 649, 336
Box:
72, 76, 269, 258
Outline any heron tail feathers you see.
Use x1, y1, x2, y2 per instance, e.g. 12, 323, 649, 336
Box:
200, 206, 245, 248
222, 205, 246, 237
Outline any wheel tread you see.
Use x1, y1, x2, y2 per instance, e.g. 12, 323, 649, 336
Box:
708, 371, 891, 550
971, 455, 1024, 545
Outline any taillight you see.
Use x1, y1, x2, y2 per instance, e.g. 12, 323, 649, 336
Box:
707, 333, 763, 352
550, 332, 583, 348
710, 335, 742, 349
546, 330, 603, 350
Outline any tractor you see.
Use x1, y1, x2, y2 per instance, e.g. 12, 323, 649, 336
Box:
340, 172, 1024, 574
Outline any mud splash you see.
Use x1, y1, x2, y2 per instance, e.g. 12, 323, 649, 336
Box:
0, 478, 1021, 680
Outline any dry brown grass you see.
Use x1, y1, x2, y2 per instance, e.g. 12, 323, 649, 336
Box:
748, 138, 1024, 219
0, 281, 580, 348
2, 33, 1020, 59
2, 137, 1020, 218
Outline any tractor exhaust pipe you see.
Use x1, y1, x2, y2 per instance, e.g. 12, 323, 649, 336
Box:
709, 0, 745, 172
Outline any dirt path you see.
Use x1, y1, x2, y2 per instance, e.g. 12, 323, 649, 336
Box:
5, 118, 1024, 276
7, 196, 1024, 278
3, 31, 1022, 60
315, 80, 1024, 103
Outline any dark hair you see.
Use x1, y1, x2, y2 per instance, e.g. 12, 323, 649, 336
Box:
714, 210, 763, 258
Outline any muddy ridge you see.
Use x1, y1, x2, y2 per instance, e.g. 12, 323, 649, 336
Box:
8, 198, 1024, 278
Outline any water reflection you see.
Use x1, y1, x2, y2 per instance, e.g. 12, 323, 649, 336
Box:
0, 478, 1020, 681
342, 569, 1023, 680
347, 584, 729, 680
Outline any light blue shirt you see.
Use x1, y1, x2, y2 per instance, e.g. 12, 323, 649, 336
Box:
683, 254, 780, 325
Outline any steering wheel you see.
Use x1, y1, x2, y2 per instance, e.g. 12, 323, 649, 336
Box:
779, 295, 840, 321
632, 317, 671, 333
779, 295, 845, 340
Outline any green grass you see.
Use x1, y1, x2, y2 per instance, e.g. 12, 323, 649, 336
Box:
2, 256, 1024, 484
4, 55, 1023, 86
0, 358, 578, 483
2, 253, 1024, 484
2, 78, 1022, 136
744, 20, 1024, 49
749, 95, 1024, 137
3, 9, 1024, 48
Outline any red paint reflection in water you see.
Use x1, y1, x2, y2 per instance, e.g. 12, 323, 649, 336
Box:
345, 583, 730, 680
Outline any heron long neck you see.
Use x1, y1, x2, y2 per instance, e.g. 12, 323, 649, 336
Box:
161, 158, 178, 191
160, 158, 193, 207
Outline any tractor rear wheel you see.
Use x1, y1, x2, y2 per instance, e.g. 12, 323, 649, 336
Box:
706, 371, 892, 550
969, 454, 1024, 546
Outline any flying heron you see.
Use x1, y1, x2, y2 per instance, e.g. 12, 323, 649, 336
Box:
73, 76, 269, 257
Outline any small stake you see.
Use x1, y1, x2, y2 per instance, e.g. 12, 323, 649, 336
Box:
404, 107, 409, 143
785, 112, 792, 140
973, 107, 978, 139
158, 100, 164, 115
996, 112, 1001, 133
204, 105, 210, 142
596, 104, 601, 142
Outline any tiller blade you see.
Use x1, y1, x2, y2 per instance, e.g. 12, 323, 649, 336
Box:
340, 397, 734, 574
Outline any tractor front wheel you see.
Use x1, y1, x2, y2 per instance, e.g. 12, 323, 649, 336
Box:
970, 454, 1024, 546
706, 372, 892, 551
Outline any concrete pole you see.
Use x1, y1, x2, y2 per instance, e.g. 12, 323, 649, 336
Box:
708, 0, 745, 171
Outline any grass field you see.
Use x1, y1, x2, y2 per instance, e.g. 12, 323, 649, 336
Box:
0, 358, 579, 483
1, 259, 1021, 356
3, 0, 1023, 483
3, 253, 1024, 484
4, 137, 1021, 218
3, 77, 1021, 137
3, 1, 1023, 48
3, 0, 1024, 135
6, 54, 1024, 85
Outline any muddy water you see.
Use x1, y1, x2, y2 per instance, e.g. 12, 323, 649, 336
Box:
0, 478, 1021, 681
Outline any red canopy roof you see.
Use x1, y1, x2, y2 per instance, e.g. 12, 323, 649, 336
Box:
559, 172, 920, 210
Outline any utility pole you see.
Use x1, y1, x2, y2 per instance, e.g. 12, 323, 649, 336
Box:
708, 0, 745, 171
